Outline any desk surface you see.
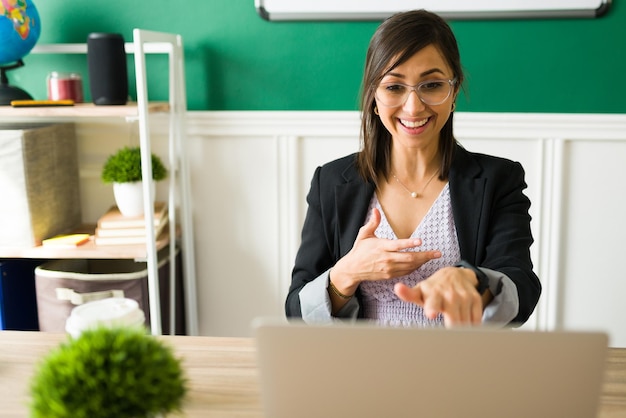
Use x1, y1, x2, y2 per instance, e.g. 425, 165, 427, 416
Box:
1, 331, 625, 417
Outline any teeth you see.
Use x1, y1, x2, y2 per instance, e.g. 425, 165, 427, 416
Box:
400, 118, 428, 128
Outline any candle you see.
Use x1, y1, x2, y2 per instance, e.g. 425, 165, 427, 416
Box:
47, 72, 84, 102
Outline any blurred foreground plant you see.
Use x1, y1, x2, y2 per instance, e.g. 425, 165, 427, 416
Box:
30, 326, 186, 418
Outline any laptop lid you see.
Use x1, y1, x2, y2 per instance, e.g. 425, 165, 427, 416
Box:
253, 319, 608, 418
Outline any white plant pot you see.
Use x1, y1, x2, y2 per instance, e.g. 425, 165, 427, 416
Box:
113, 181, 155, 217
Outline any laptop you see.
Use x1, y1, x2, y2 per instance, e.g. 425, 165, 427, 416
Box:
253, 318, 608, 418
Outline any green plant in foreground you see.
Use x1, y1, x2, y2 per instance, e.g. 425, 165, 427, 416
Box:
30, 327, 187, 418
101, 146, 168, 183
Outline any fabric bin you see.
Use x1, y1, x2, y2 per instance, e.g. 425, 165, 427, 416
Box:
0, 123, 81, 247
34, 248, 185, 334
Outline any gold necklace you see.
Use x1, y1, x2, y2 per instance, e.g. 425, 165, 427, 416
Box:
392, 170, 439, 198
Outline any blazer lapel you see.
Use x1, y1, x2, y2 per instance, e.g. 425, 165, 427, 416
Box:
330, 146, 486, 262
449, 146, 485, 263
335, 166, 374, 258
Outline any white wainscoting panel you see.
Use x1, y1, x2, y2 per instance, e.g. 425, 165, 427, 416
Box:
75, 111, 626, 345
186, 112, 363, 336
558, 140, 626, 342
452, 113, 626, 345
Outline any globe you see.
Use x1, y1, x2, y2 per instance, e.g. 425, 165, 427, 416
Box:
0, 0, 41, 105
0, 0, 41, 66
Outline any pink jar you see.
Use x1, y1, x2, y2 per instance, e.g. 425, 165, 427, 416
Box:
47, 72, 84, 102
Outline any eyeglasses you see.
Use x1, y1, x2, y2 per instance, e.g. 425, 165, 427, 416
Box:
375, 78, 457, 107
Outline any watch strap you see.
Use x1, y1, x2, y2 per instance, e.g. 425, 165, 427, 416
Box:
455, 260, 489, 295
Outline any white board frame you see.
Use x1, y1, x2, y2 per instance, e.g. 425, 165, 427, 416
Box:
255, 0, 611, 21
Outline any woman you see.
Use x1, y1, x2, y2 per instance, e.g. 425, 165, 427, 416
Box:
286, 9, 541, 327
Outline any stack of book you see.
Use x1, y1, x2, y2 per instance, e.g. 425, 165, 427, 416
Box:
94, 202, 169, 246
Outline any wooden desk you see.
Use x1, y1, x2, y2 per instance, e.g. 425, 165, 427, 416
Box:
0, 332, 261, 417
1, 331, 625, 417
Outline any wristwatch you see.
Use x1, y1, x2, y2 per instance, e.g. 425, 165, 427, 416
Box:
455, 260, 489, 295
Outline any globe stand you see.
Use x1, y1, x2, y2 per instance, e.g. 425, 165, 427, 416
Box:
0, 60, 34, 106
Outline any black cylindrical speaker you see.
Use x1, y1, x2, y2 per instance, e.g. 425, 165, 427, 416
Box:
87, 33, 128, 105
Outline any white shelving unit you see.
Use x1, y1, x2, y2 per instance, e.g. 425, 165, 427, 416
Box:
0, 29, 198, 336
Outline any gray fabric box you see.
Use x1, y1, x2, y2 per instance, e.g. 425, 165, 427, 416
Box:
0, 123, 81, 247
34, 249, 185, 335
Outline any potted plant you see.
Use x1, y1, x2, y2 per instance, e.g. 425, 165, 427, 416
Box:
30, 326, 187, 418
101, 146, 167, 216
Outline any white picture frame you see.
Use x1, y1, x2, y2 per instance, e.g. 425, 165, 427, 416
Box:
255, 0, 611, 21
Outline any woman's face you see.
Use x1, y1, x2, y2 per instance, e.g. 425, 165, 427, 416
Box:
374, 44, 456, 153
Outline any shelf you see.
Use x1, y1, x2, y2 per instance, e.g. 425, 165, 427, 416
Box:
0, 225, 176, 260
32, 41, 176, 55
0, 102, 169, 120
0, 29, 198, 336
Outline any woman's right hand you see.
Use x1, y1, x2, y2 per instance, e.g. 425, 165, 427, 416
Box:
329, 208, 441, 297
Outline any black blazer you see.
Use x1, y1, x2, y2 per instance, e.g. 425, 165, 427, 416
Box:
286, 144, 541, 325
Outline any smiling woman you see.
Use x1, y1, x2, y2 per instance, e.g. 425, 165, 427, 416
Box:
372, 45, 456, 184
285, 9, 541, 329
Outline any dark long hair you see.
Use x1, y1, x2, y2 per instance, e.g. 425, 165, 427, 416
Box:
357, 9, 464, 185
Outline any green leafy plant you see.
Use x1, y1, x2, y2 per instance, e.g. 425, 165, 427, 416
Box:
30, 326, 187, 418
101, 146, 167, 183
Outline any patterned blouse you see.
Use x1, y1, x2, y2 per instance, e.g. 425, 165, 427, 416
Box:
360, 183, 460, 327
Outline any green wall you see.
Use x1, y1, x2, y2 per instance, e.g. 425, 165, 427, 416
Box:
11, 0, 626, 112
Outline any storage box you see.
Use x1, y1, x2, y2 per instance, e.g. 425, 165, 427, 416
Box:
34, 249, 185, 334
0, 123, 81, 247
0, 259, 43, 330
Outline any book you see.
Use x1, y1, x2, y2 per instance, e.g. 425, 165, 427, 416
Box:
95, 216, 168, 238
97, 202, 167, 230
42, 233, 90, 248
94, 228, 168, 246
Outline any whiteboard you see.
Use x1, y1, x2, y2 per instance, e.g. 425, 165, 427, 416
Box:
255, 0, 611, 21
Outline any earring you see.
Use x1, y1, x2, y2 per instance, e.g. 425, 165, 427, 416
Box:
374, 106, 379, 115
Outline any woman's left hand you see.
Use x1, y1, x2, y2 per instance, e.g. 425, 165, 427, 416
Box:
393, 267, 484, 327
